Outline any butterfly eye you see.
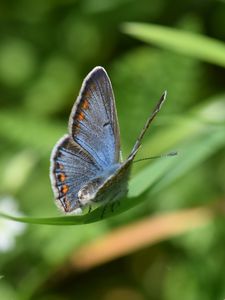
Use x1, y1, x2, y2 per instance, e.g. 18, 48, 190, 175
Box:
78, 185, 91, 203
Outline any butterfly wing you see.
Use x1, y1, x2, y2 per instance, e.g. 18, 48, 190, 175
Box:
50, 134, 101, 213
69, 66, 121, 168
89, 92, 167, 206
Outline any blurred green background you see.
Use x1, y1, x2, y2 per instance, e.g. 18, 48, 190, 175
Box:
0, 0, 225, 299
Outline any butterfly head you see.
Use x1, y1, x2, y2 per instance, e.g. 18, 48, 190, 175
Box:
78, 177, 103, 205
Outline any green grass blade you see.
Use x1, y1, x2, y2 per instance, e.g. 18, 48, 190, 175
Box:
122, 22, 225, 67
0, 125, 224, 225
0, 195, 139, 225
151, 127, 225, 194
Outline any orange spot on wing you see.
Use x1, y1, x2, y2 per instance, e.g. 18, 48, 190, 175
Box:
77, 112, 85, 121
82, 99, 89, 109
62, 185, 69, 194
58, 173, 66, 182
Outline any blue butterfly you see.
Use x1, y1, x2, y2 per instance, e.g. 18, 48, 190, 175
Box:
50, 66, 166, 214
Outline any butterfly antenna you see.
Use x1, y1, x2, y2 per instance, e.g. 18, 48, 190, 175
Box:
133, 151, 178, 163
129, 91, 167, 158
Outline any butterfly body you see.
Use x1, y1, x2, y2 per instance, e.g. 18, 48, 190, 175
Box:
50, 66, 166, 214
77, 162, 121, 203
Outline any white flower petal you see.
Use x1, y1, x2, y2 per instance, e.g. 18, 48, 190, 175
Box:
0, 196, 26, 252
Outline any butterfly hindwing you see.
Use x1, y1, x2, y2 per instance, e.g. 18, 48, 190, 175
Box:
69, 67, 120, 168
50, 134, 101, 213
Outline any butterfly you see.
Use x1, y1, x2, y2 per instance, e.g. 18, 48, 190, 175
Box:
50, 66, 166, 214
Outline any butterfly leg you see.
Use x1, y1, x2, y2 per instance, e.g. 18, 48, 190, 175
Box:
110, 188, 123, 213
100, 204, 108, 219
100, 188, 124, 218
110, 200, 120, 212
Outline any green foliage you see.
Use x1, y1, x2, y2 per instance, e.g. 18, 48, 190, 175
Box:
122, 22, 225, 67
0, 1, 225, 299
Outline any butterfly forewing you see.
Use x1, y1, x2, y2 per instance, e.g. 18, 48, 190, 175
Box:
69, 67, 120, 168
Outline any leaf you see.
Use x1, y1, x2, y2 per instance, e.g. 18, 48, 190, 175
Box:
122, 22, 225, 68
0, 126, 224, 225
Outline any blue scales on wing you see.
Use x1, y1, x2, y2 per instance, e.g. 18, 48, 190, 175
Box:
69, 67, 121, 169
50, 134, 101, 213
